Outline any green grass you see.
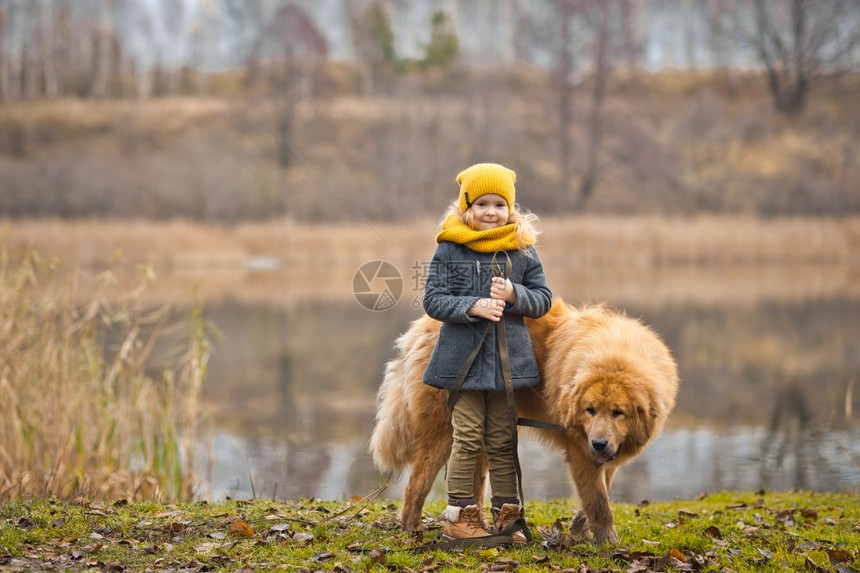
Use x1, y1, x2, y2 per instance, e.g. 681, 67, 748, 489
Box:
0, 491, 857, 571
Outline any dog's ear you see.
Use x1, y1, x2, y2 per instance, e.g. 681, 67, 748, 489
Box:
629, 392, 657, 448
561, 377, 588, 431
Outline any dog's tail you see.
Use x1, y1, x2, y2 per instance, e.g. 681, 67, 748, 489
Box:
369, 331, 416, 474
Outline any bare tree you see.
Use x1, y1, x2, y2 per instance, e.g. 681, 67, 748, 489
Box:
22, 0, 37, 99
579, 1, 611, 209
751, 0, 860, 114
618, 0, 642, 72
706, 0, 740, 95
681, 0, 697, 68
161, 0, 188, 96
555, 0, 576, 201
0, 5, 7, 100
91, 0, 114, 98
348, 0, 396, 96
247, 2, 328, 169
39, 1, 57, 97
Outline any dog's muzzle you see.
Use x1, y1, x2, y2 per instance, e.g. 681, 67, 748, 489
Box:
590, 439, 618, 467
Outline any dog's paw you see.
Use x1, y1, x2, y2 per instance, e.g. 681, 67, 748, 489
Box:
401, 519, 426, 532
592, 525, 620, 545
569, 510, 589, 539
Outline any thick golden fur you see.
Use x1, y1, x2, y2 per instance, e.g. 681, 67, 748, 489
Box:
369, 299, 678, 544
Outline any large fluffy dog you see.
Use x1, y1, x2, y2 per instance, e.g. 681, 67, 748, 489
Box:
370, 299, 678, 544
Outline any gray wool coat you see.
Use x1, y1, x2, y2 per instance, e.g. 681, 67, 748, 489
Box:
422, 241, 552, 391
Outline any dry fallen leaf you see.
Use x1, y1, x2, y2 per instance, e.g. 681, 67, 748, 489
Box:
826, 549, 852, 565
369, 549, 386, 565
293, 532, 314, 543
228, 519, 255, 537
311, 551, 335, 562
704, 525, 723, 539
800, 508, 818, 521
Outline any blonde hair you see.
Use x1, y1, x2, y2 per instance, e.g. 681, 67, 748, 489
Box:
440, 199, 542, 251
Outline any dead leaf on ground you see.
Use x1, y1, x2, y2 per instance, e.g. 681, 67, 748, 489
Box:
626, 560, 650, 573
369, 548, 386, 565
193, 542, 222, 555
826, 549, 852, 565
293, 532, 314, 543
164, 522, 186, 534
704, 525, 723, 539
775, 509, 797, 526
800, 508, 818, 521
478, 547, 499, 559
228, 519, 255, 537
756, 547, 773, 561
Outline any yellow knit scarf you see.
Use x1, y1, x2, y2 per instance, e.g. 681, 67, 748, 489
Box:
435, 214, 535, 252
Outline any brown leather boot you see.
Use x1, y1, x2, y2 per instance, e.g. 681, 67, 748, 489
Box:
442, 505, 491, 539
492, 503, 528, 543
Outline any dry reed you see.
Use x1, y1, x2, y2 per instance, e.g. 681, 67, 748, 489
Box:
0, 250, 210, 501
3, 216, 858, 270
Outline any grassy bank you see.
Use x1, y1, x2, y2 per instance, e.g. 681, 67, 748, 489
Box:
0, 492, 858, 572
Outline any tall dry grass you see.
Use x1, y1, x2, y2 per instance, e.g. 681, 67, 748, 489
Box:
3, 216, 859, 270
0, 250, 209, 501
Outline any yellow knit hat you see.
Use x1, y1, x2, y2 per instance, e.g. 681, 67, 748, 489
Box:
456, 163, 516, 213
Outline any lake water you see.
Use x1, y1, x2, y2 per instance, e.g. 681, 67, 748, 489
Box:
178, 262, 859, 504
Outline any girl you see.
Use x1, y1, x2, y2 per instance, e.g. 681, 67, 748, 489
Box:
422, 163, 552, 541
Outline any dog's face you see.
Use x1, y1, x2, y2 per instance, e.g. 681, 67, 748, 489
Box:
569, 374, 656, 466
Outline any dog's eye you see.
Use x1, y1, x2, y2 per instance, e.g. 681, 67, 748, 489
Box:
612, 410, 624, 418
586, 407, 596, 416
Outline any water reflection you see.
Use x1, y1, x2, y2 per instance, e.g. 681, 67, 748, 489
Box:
187, 266, 859, 502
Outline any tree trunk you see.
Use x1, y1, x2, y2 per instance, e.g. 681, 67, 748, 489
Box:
41, 2, 58, 98
278, 50, 298, 169
0, 7, 7, 100
682, 0, 696, 69
23, 41, 38, 99
557, 2, 574, 200
92, 0, 113, 99
579, 3, 610, 210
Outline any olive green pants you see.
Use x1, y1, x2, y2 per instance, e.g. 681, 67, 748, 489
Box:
447, 390, 518, 501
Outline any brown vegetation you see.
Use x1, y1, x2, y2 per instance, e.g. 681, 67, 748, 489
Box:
3, 215, 858, 270
0, 251, 209, 501
1, 72, 859, 220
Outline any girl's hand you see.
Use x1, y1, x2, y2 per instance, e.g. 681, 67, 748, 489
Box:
467, 298, 505, 322
490, 277, 516, 304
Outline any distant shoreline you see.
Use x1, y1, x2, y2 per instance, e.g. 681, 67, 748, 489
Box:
3, 215, 858, 270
